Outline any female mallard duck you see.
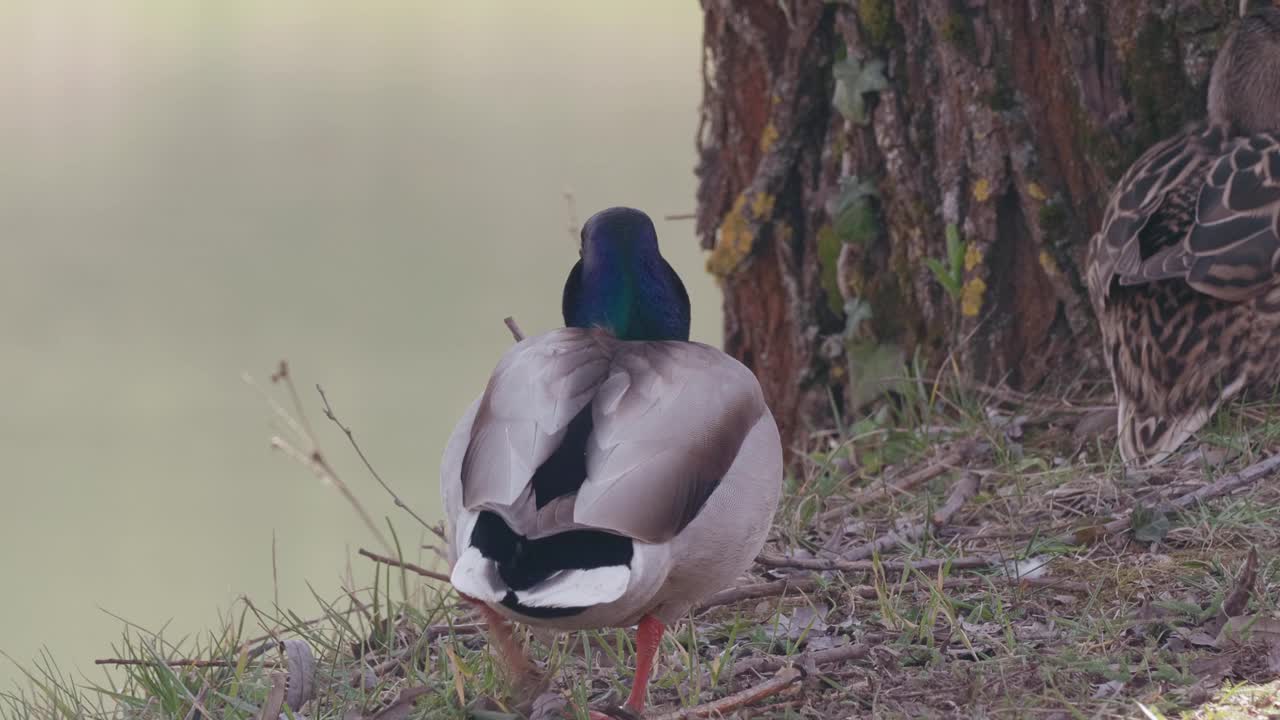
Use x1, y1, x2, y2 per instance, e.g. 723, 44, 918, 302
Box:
1087, 6, 1280, 465
440, 207, 783, 717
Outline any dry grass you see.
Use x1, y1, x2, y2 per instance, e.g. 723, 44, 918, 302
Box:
6, 374, 1280, 719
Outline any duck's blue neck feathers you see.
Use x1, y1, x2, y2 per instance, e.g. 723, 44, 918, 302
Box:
561, 207, 690, 342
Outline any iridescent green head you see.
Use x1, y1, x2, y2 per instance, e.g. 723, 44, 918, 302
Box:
561, 207, 691, 342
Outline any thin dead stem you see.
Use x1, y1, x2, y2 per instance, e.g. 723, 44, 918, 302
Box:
503, 316, 526, 342
247, 361, 392, 553
315, 383, 439, 538
95, 657, 282, 669
357, 547, 451, 583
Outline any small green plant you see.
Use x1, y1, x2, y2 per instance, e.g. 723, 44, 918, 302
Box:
925, 223, 966, 300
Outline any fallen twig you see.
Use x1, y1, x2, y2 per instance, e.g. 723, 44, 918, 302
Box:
1008, 575, 1091, 593
1056, 451, 1280, 546
757, 552, 1002, 574
316, 384, 440, 539
732, 642, 874, 678
931, 471, 980, 526
816, 442, 982, 522
840, 472, 980, 562
357, 548, 451, 583
648, 666, 803, 720
699, 563, 1086, 614
1169, 452, 1280, 512
95, 657, 282, 669
975, 382, 1112, 415
698, 576, 821, 611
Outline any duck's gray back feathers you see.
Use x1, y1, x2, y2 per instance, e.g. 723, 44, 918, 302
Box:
460, 327, 765, 543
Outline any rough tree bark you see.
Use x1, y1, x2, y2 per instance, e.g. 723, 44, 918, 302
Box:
695, 0, 1250, 453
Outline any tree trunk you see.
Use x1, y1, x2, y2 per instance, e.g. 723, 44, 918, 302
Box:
695, 0, 1245, 454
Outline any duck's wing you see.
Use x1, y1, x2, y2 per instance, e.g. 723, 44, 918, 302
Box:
460, 328, 612, 511
1091, 128, 1280, 302
575, 340, 768, 544
1087, 129, 1280, 465
1088, 128, 1218, 301
459, 328, 772, 545
1178, 133, 1280, 301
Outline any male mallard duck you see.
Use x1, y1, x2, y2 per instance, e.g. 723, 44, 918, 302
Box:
1087, 6, 1280, 465
440, 207, 783, 717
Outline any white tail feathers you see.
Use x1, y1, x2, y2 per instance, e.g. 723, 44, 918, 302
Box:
514, 566, 631, 609
450, 547, 507, 603
449, 545, 631, 610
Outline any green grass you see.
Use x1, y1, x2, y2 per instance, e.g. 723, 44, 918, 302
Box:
6, 376, 1280, 719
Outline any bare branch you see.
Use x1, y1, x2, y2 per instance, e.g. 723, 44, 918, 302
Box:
357, 548, 451, 583
315, 384, 438, 537
269, 434, 391, 554
247, 364, 393, 554
503, 316, 526, 342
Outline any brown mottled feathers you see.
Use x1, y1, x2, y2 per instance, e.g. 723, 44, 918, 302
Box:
1087, 125, 1280, 463
459, 328, 764, 543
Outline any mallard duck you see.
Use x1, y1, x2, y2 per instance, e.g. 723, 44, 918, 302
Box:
440, 207, 783, 717
1086, 6, 1280, 465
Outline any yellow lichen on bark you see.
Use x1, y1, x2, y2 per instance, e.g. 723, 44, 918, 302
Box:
707, 190, 776, 277
964, 243, 983, 272
972, 178, 992, 202
759, 121, 780, 153
751, 192, 776, 219
1038, 250, 1060, 278
961, 277, 987, 317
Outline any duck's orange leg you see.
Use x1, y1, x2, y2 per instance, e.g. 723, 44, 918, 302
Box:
587, 614, 665, 719
460, 594, 536, 684
624, 615, 665, 714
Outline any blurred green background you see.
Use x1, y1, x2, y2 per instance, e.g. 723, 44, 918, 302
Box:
0, 1, 714, 686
